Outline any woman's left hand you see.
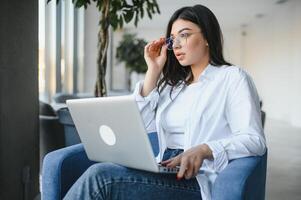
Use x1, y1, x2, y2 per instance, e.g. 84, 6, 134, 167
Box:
161, 144, 213, 180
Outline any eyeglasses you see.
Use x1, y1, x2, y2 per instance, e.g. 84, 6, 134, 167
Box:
165, 31, 200, 50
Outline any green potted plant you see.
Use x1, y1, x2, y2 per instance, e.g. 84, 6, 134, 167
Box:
116, 33, 147, 90
48, 0, 160, 96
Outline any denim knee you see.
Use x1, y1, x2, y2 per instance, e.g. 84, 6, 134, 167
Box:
79, 163, 125, 199
86, 162, 127, 180
64, 162, 201, 200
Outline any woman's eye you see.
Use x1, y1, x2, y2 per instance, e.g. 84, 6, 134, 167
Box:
179, 33, 189, 38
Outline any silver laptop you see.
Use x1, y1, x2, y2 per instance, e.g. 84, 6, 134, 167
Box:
66, 95, 180, 173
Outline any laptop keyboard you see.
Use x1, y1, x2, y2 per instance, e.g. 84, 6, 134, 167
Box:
157, 164, 205, 174
158, 164, 180, 173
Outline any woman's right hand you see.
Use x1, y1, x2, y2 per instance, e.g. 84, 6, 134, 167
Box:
144, 37, 167, 75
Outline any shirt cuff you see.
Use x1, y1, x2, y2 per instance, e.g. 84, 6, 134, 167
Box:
133, 81, 160, 110
204, 140, 229, 173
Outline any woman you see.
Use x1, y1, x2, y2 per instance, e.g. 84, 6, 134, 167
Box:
64, 4, 266, 200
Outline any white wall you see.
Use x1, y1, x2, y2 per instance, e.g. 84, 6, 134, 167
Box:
223, 28, 244, 67
241, 0, 301, 127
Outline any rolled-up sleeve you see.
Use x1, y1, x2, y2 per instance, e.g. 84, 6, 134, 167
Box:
132, 81, 160, 133
205, 70, 267, 172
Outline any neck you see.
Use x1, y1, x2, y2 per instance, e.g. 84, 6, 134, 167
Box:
190, 57, 209, 83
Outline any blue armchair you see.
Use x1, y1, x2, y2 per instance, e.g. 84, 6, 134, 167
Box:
42, 132, 267, 200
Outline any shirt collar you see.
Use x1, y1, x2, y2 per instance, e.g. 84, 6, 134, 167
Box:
197, 63, 218, 82
178, 64, 219, 88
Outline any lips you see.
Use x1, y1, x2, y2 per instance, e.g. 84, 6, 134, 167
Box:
175, 52, 185, 60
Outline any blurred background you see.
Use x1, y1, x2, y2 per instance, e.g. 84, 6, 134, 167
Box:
38, 0, 301, 199
0, 0, 300, 199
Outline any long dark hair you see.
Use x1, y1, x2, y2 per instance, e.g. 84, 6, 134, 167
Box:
158, 5, 231, 94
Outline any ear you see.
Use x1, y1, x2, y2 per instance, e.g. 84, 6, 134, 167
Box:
204, 40, 209, 46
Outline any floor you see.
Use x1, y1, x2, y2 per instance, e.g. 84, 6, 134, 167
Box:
265, 118, 301, 200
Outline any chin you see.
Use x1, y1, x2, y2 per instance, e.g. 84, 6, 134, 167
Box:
178, 60, 191, 66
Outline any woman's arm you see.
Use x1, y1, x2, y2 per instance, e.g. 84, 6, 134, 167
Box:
204, 70, 266, 172
141, 37, 167, 96
132, 37, 168, 132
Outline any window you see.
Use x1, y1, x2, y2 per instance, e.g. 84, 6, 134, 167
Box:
39, 0, 84, 102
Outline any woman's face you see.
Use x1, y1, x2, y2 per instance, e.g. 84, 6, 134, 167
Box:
170, 19, 209, 67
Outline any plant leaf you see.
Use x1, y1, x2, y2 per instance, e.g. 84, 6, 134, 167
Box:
146, 9, 152, 19
140, 5, 144, 18
123, 10, 134, 23
109, 12, 119, 30
96, 0, 103, 11
134, 12, 139, 27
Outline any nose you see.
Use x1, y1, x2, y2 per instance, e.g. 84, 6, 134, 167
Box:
172, 39, 181, 49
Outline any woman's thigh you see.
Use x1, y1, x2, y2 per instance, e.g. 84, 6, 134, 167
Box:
64, 162, 201, 200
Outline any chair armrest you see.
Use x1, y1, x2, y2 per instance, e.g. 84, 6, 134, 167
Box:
42, 144, 96, 200
212, 152, 267, 200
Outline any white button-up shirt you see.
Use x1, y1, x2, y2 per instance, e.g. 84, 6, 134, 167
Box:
162, 83, 201, 149
133, 64, 267, 200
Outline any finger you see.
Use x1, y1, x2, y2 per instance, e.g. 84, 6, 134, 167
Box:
152, 39, 164, 50
148, 40, 155, 49
160, 158, 173, 165
158, 37, 166, 44
144, 43, 151, 53
184, 160, 194, 179
155, 38, 164, 43
177, 157, 188, 179
144, 41, 153, 50
166, 155, 181, 168
193, 159, 202, 177
149, 42, 160, 53
146, 38, 165, 58
160, 44, 167, 57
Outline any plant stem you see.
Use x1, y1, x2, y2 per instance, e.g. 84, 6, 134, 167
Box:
95, 0, 110, 97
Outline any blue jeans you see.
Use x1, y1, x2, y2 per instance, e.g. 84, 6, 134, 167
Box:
63, 148, 201, 200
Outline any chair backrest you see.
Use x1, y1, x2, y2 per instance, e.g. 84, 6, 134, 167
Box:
53, 93, 81, 104
39, 101, 57, 116
57, 107, 81, 146
39, 101, 65, 171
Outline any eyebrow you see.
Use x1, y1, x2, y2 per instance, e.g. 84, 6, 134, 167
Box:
170, 28, 193, 36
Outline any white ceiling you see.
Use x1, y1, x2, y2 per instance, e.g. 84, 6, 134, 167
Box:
126, 0, 292, 30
